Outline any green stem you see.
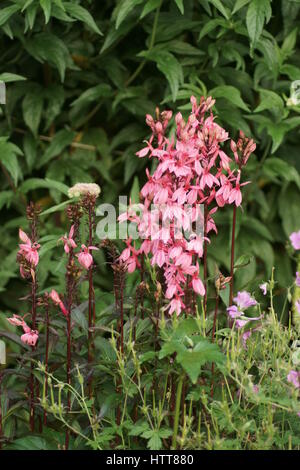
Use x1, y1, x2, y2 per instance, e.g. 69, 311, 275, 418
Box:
172, 374, 184, 450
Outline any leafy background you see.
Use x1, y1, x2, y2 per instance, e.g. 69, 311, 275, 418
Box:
0, 0, 300, 317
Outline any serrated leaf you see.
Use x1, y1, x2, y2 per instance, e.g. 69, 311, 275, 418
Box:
63, 2, 102, 34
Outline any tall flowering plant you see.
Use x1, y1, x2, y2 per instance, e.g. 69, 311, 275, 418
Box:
119, 96, 256, 316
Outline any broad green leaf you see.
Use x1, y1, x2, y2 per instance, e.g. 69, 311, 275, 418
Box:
20, 178, 69, 196
0, 5, 21, 26
38, 129, 76, 168
232, 0, 251, 15
281, 28, 298, 56
63, 2, 102, 34
246, 0, 271, 45
22, 88, 44, 136
71, 84, 112, 108
208, 0, 230, 19
254, 89, 284, 114
130, 176, 140, 204
209, 85, 250, 111
139, 50, 183, 101
140, 0, 161, 18
279, 184, 300, 237
40, 0, 51, 23
0, 73, 26, 82
115, 0, 144, 29
25, 33, 70, 81
23, 133, 37, 170
0, 137, 23, 186
174, 0, 184, 14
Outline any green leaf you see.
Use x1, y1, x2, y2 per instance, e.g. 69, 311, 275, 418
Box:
22, 88, 44, 136
0, 5, 21, 26
209, 85, 249, 111
174, 0, 184, 14
20, 178, 69, 196
40, 199, 76, 216
0, 137, 22, 186
63, 2, 102, 34
0, 330, 30, 350
279, 184, 300, 237
177, 340, 225, 384
232, 0, 251, 15
0, 73, 26, 82
140, 0, 161, 18
208, 0, 230, 19
71, 84, 112, 108
139, 50, 183, 101
38, 129, 76, 168
254, 89, 284, 114
130, 176, 140, 204
263, 158, 300, 189
72, 302, 88, 332
23, 133, 37, 170
40, 0, 51, 23
115, 0, 143, 29
246, 0, 271, 45
25, 33, 70, 81
5, 436, 55, 450
281, 28, 298, 56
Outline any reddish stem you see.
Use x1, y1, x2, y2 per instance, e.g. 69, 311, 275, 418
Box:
203, 203, 208, 316
229, 205, 237, 307
43, 300, 50, 426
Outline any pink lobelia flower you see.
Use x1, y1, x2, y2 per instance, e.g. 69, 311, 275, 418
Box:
77, 244, 99, 270
296, 272, 300, 287
60, 225, 77, 254
228, 171, 250, 207
18, 229, 40, 266
290, 230, 300, 250
21, 330, 39, 347
192, 277, 205, 296
259, 283, 268, 295
7, 315, 38, 347
49, 289, 68, 317
167, 297, 184, 316
287, 370, 300, 389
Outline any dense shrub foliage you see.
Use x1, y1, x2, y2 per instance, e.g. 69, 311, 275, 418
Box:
0, 0, 300, 451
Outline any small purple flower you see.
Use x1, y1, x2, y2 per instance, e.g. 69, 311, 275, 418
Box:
233, 291, 257, 310
287, 370, 300, 389
242, 330, 252, 347
296, 300, 300, 315
227, 305, 241, 319
252, 384, 259, 394
296, 272, 300, 287
290, 230, 300, 250
259, 283, 268, 295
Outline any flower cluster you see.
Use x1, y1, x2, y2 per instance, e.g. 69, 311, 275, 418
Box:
119, 96, 255, 315
227, 291, 262, 347
17, 229, 40, 279
68, 183, 101, 199
7, 314, 38, 347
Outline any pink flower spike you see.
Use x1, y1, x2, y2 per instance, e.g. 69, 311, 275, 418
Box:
21, 330, 39, 347
290, 230, 300, 250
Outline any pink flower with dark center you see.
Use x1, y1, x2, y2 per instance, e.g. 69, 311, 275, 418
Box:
77, 244, 99, 270
287, 370, 300, 389
60, 225, 77, 254
290, 230, 300, 250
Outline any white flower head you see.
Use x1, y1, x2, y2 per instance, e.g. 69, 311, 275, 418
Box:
68, 183, 101, 199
